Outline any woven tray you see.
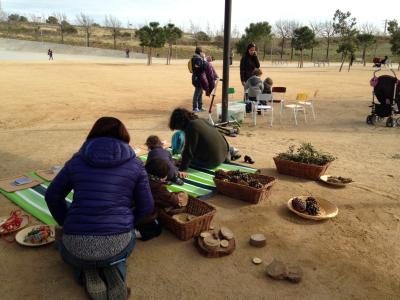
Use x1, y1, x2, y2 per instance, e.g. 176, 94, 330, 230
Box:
213, 173, 277, 204
273, 157, 331, 180
158, 197, 216, 241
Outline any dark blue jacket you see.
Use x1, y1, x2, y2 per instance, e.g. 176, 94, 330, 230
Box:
45, 137, 154, 236
146, 147, 178, 180
191, 53, 205, 87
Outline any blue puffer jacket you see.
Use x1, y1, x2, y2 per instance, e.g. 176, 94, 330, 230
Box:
45, 137, 154, 236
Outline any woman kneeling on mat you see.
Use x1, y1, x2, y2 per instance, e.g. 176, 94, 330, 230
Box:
45, 116, 154, 299
169, 108, 240, 171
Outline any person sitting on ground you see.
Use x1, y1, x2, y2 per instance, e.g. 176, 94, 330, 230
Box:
169, 108, 240, 171
245, 68, 264, 113
145, 158, 189, 209
145, 135, 187, 185
45, 116, 154, 299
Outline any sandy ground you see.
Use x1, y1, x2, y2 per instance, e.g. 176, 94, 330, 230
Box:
0, 59, 399, 300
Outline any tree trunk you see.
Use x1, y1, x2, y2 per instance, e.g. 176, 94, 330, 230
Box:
326, 37, 330, 62
86, 28, 89, 47
362, 48, 366, 67
280, 38, 285, 59
301, 50, 303, 68
311, 47, 314, 61
262, 43, 266, 61
113, 30, 116, 49
60, 25, 64, 44
290, 41, 294, 61
339, 51, 347, 72
147, 48, 152, 65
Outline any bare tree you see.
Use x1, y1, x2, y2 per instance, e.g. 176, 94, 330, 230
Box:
54, 13, 68, 44
232, 24, 241, 39
287, 20, 301, 60
309, 21, 323, 60
205, 21, 213, 38
28, 14, 42, 41
189, 20, 201, 46
105, 15, 121, 49
321, 21, 335, 62
359, 22, 379, 35
76, 13, 94, 47
274, 20, 290, 59
0, 0, 6, 21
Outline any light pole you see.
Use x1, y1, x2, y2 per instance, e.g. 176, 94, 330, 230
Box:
221, 0, 232, 123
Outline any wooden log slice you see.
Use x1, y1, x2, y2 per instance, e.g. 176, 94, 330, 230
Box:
249, 233, 267, 248
266, 259, 288, 280
203, 236, 220, 251
286, 266, 303, 283
219, 227, 234, 240
220, 239, 229, 248
252, 257, 263, 265
200, 231, 211, 238
194, 236, 236, 258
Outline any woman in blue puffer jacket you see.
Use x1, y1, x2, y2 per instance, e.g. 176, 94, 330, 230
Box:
45, 116, 154, 300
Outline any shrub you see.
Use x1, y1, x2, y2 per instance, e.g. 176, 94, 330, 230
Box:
277, 143, 336, 166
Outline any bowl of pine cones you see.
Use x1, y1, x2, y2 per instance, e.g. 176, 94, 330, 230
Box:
287, 196, 338, 220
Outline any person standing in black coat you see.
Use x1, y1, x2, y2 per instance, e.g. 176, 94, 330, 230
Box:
240, 43, 260, 87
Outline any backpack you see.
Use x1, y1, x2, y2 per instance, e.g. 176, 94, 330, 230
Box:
188, 58, 193, 73
171, 130, 185, 155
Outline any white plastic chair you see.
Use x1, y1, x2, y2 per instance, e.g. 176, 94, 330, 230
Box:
297, 90, 318, 120
282, 93, 307, 125
252, 93, 274, 126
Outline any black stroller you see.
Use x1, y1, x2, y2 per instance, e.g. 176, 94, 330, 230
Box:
366, 69, 400, 127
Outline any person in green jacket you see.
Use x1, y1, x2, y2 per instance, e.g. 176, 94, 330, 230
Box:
169, 108, 239, 171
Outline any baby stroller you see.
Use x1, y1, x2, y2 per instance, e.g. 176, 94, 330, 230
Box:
366, 68, 400, 127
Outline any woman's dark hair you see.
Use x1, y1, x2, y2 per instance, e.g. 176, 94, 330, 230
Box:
87, 116, 130, 143
245, 42, 256, 56
145, 159, 169, 178
169, 108, 198, 130
145, 135, 162, 150
195, 46, 203, 55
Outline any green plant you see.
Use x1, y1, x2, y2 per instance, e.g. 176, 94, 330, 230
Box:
277, 143, 336, 166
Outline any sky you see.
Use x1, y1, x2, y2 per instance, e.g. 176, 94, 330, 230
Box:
2, 0, 399, 34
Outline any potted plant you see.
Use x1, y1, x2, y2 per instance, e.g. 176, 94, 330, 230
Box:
273, 143, 336, 180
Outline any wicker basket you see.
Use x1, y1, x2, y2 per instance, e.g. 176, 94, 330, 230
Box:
158, 197, 216, 241
273, 157, 331, 180
213, 173, 277, 204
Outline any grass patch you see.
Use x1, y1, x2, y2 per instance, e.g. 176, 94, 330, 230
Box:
392, 154, 400, 159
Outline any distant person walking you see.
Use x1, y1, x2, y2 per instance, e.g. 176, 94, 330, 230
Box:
48, 49, 53, 60
125, 48, 130, 58
240, 43, 260, 99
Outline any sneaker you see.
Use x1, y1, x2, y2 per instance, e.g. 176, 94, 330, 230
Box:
134, 229, 142, 239
193, 108, 200, 113
231, 153, 241, 161
199, 108, 207, 112
83, 268, 108, 300
102, 266, 127, 300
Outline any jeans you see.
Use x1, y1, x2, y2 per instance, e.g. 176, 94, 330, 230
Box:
193, 86, 203, 110
58, 231, 136, 284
